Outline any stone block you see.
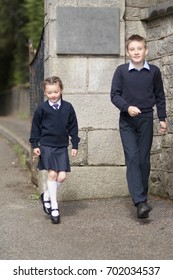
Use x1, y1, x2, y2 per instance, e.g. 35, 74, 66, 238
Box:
167, 114, 173, 129
127, 0, 157, 8
63, 94, 120, 129
46, 57, 87, 93
59, 166, 128, 201
88, 58, 125, 93
119, 21, 125, 56
68, 130, 87, 166
147, 25, 161, 40
147, 41, 159, 60
162, 64, 173, 77
125, 21, 147, 40
163, 148, 173, 172
161, 16, 173, 37
157, 38, 168, 57
166, 88, 173, 100
88, 130, 124, 165
56, 7, 120, 55
125, 7, 140, 20
150, 170, 173, 199
46, 20, 58, 57
162, 55, 173, 65
38, 170, 48, 194
151, 135, 163, 153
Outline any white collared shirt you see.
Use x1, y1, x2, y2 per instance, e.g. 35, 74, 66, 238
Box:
48, 99, 61, 108
128, 60, 150, 71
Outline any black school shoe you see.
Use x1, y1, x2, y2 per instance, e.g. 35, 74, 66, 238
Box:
137, 202, 152, 219
51, 209, 60, 224
40, 193, 51, 215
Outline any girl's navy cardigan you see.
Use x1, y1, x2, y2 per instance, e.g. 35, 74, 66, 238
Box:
29, 99, 80, 149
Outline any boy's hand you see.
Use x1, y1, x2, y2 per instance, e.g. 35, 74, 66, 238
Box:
33, 147, 41, 156
71, 149, 78, 157
128, 106, 141, 117
159, 121, 167, 135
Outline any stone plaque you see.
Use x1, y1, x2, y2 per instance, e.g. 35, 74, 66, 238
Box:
56, 7, 120, 55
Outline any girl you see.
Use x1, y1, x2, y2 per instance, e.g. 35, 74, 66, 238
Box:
29, 76, 80, 224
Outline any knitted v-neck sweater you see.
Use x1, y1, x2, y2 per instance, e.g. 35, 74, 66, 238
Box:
110, 63, 167, 120
29, 100, 80, 149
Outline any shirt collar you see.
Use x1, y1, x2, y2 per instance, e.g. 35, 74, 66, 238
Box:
48, 99, 61, 107
128, 60, 150, 71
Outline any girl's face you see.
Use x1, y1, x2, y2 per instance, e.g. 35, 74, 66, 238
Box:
44, 83, 62, 103
126, 40, 148, 67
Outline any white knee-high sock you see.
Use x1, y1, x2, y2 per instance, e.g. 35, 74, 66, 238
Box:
47, 181, 59, 216
44, 190, 50, 200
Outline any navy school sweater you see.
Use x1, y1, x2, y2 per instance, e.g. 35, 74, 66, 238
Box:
110, 63, 167, 121
29, 99, 80, 149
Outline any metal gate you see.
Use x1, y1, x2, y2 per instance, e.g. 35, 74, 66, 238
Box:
29, 29, 44, 116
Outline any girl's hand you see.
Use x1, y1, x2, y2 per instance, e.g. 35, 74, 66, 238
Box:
128, 106, 141, 117
71, 149, 78, 157
159, 121, 167, 135
33, 147, 41, 156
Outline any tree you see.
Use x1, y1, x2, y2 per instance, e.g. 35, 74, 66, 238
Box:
0, 0, 44, 90
22, 0, 44, 50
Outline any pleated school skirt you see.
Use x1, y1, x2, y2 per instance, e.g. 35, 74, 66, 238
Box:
38, 145, 70, 172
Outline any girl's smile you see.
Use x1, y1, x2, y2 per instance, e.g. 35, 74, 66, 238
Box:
44, 84, 62, 103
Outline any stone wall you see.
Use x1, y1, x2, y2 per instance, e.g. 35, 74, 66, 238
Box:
126, 0, 173, 198
43, 0, 128, 201
0, 85, 30, 117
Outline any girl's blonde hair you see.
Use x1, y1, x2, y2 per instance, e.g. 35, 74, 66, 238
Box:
43, 76, 63, 90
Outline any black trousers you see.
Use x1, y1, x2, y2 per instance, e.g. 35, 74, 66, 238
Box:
119, 114, 153, 205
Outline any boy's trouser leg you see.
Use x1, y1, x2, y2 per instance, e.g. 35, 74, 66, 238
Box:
138, 117, 153, 196
119, 115, 153, 205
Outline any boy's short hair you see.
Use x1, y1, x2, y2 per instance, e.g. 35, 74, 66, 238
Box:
126, 34, 147, 50
43, 76, 63, 90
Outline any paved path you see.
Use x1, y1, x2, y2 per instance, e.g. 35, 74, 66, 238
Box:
1, 134, 173, 260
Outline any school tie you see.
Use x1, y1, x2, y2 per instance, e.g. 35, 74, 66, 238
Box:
52, 104, 59, 110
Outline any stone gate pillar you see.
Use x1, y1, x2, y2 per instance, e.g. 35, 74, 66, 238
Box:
40, 0, 128, 201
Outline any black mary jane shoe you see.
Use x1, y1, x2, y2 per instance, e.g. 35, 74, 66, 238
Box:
51, 209, 60, 224
40, 193, 51, 215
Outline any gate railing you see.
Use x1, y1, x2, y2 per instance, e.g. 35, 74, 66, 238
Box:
29, 29, 44, 117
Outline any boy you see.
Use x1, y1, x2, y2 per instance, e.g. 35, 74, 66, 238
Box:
110, 34, 167, 219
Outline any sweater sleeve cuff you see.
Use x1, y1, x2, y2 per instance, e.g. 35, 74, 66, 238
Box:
71, 137, 80, 149
159, 118, 166, 122
31, 143, 39, 149
121, 104, 129, 112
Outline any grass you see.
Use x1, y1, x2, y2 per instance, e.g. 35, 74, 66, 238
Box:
12, 142, 41, 200
17, 111, 30, 120
12, 143, 27, 169
29, 193, 40, 200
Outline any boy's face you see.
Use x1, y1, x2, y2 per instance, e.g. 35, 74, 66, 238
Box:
126, 40, 148, 66
44, 83, 62, 103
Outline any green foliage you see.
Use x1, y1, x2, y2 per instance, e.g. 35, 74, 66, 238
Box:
13, 144, 27, 169
0, 0, 44, 90
22, 0, 44, 49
